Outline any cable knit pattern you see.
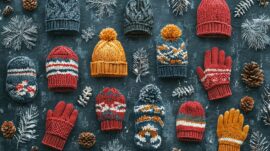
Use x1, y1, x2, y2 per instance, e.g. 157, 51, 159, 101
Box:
124, 0, 154, 36
134, 84, 165, 150
196, 47, 232, 100
197, 0, 231, 37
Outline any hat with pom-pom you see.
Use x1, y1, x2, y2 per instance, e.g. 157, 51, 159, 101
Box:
6, 56, 38, 103
197, 0, 231, 37
124, 0, 154, 36
156, 24, 188, 78
176, 101, 206, 142
90, 28, 128, 77
46, 46, 79, 92
95, 87, 126, 131
134, 84, 165, 150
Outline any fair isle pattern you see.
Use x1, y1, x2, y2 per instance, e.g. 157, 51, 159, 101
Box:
136, 115, 164, 127
15, 80, 37, 97
7, 68, 36, 77
219, 137, 243, 145
46, 59, 78, 78
96, 101, 126, 113
201, 68, 231, 82
134, 104, 165, 115
176, 120, 206, 128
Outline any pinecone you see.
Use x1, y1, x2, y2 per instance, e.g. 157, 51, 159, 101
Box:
78, 132, 96, 148
241, 61, 264, 88
22, 0, 38, 11
1, 121, 16, 139
2, 5, 14, 17
31, 146, 39, 151
240, 96, 255, 112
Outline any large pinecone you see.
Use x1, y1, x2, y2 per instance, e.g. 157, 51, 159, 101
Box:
1, 121, 16, 139
241, 61, 264, 88
22, 0, 38, 11
78, 132, 96, 148
240, 96, 255, 112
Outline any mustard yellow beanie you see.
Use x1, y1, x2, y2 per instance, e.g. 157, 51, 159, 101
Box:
90, 28, 128, 77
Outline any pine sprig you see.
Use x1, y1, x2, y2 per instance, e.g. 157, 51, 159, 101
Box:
261, 85, 270, 125
172, 84, 194, 98
15, 105, 39, 149
86, 0, 117, 18
77, 86, 93, 107
167, 0, 190, 16
250, 131, 269, 151
101, 139, 130, 151
234, 0, 254, 17
133, 48, 150, 83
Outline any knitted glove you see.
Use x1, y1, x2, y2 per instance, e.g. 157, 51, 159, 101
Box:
196, 47, 232, 100
42, 101, 78, 151
217, 108, 249, 151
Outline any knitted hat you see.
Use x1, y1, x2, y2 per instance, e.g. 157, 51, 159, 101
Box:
95, 87, 126, 131
6, 56, 37, 103
197, 0, 231, 37
46, 46, 79, 92
45, 0, 80, 33
90, 28, 128, 77
176, 101, 206, 142
134, 84, 165, 150
124, 0, 154, 36
156, 24, 188, 78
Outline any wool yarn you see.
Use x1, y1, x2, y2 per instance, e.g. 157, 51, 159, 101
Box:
176, 101, 206, 142
96, 87, 126, 131
134, 84, 165, 150
6, 56, 37, 103
124, 0, 154, 36
45, 0, 80, 33
90, 28, 128, 77
156, 24, 188, 78
197, 0, 231, 37
46, 46, 79, 92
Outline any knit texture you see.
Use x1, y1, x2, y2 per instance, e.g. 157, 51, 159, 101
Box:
176, 101, 206, 142
45, 0, 80, 33
46, 46, 79, 92
90, 28, 128, 77
156, 24, 188, 78
96, 88, 126, 131
124, 0, 154, 36
134, 84, 165, 150
42, 101, 78, 151
217, 109, 249, 151
196, 47, 232, 100
6, 56, 37, 103
197, 0, 231, 37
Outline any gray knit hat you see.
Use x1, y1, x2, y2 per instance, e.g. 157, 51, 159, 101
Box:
45, 0, 80, 33
124, 0, 154, 36
6, 56, 38, 103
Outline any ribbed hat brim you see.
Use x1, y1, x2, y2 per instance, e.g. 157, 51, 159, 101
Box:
46, 19, 80, 33
157, 64, 187, 78
91, 61, 128, 77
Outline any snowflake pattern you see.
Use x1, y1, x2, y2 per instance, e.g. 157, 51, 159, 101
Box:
101, 139, 130, 151
81, 26, 95, 42
15, 80, 37, 98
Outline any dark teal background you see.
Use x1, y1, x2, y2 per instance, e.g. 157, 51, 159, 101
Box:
0, 0, 270, 150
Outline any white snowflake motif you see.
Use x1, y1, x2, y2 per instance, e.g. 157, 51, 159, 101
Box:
81, 27, 95, 42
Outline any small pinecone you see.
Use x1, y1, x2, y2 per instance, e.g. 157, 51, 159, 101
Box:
78, 132, 96, 148
241, 61, 264, 88
2, 5, 14, 17
240, 96, 255, 112
1, 121, 16, 139
22, 0, 38, 11
31, 146, 39, 151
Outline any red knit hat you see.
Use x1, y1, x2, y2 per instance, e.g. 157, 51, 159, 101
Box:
197, 0, 231, 37
176, 101, 206, 142
46, 46, 79, 92
95, 88, 126, 131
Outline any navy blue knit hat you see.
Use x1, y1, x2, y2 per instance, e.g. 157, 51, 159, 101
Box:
124, 0, 154, 36
134, 84, 165, 150
6, 56, 38, 103
45, 0, 80, 33
156, 24, 188, 78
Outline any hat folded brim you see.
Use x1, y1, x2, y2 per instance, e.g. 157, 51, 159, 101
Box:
157, 64, 187, 78
91, 61, 128, 77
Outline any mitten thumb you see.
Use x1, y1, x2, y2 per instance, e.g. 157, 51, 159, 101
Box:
196, 66, 205, 80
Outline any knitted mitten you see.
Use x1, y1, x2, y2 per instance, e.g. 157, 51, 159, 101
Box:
196, 47, 232, 100
42, 101, 78, 151
95, 87, 126, 131
217, 108, 249, 151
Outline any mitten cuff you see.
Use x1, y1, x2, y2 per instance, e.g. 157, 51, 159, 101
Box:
218, 143, 240, 151
42, 133, 66, 151
101, 120, 123, 131
207, 84, 232, 100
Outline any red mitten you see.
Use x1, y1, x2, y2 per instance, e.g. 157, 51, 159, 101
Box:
196, 47, 232, 100
42, 101, 78, 150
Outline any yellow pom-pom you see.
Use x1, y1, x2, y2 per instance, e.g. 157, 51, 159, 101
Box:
99, 28, 117, 41
161, 24, 182, 41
